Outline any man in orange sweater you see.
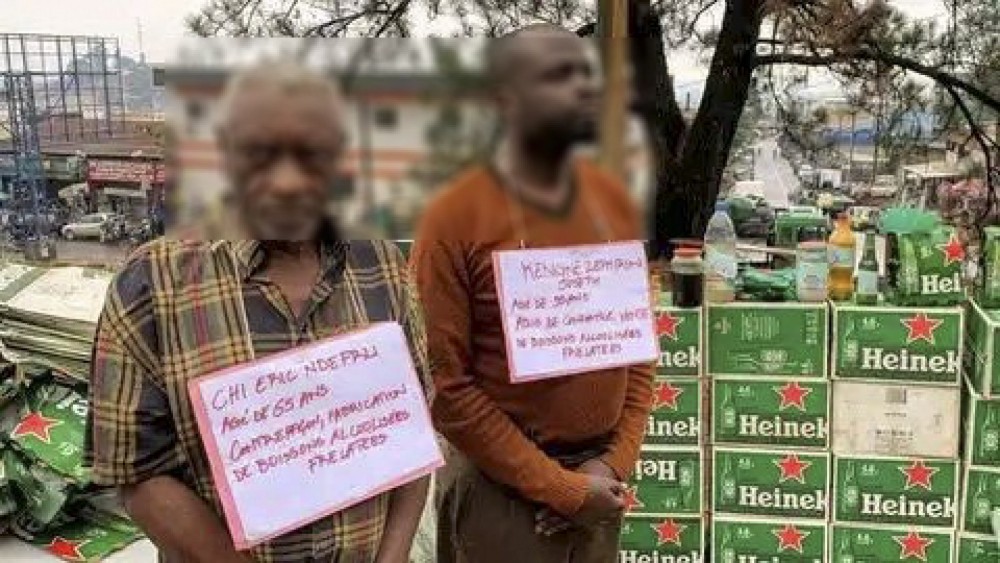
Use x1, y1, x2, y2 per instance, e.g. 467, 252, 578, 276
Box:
411, 24, 654, 562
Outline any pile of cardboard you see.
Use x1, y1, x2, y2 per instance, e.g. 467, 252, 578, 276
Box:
0, 264, 112, 383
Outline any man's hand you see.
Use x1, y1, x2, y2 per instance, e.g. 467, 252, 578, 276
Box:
577, 458, 619, 481
535, 460, 624, 536
534, 507, 573, 537
571, 475, 625, 526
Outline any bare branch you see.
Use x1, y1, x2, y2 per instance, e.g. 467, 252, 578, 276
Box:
372, 0, 413, 37
755, 49, 1000, 115
946, 84, 997, 235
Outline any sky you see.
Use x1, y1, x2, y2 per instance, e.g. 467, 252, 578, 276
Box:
1, 0, 950, 78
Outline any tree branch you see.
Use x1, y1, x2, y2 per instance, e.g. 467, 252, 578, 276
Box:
946, 84, 997, 230
754, 49, 1000, 115
372, 0, 412, 37
304, 9, 382, 37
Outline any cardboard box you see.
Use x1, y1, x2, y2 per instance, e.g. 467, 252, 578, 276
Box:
832, 380, 960, 458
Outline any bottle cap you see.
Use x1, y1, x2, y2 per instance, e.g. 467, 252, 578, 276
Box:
715, 200, 730, 213
671, 238, 704, 250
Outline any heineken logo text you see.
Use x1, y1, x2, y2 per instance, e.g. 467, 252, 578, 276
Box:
658, 346, 699, 369
921, 272, 961, 295
739, 486, 826, 512
620, 552, 702, 563
861, 494, 955, 519
739, 415, 827, 439
648, 417, 699, 438
635, 459, 677, 482
860, 348, 959, 373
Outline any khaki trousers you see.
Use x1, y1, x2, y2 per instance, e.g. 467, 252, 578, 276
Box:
436, 449, 621, 563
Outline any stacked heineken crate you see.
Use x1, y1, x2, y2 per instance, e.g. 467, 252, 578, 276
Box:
707, 302, 832, 563
831, 302, 965, 561
960, 299, 1000, 561
619, 296, 705, 562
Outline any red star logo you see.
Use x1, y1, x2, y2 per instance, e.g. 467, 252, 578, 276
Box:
622, 485, 644, 513
46, 537, 87, 561
774, 454, 811, 484
773, 524, 809, 553
900, 460, 939, 490
901, 313, 943, 345
894, 530, 934, 561
655, 312, 683, 341
652, 518, 686, 546
938, 234, 966, 265
774, 381, 812, 411
11, 411, 62, 443
653, 382, 684, 410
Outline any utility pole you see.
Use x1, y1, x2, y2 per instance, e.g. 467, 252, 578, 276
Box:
598, 0, 628, 180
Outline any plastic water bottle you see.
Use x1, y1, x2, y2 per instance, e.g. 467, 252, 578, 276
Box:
704, 201, 738, 302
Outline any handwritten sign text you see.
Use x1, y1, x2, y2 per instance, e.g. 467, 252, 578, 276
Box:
493, 241, 657, 382
189, 323, 442, 548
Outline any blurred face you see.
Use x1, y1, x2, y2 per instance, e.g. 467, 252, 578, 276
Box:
501, 33, 600, 152
219, 85, 343, 241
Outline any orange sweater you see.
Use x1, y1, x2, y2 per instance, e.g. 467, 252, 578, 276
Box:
410, 159, 654, 516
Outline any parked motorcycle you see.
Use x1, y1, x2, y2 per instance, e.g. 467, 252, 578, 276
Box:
128, 219, 153, 246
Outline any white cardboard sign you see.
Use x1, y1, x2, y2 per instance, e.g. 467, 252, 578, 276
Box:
493, 241, 658, 383
188, 323, 443, 549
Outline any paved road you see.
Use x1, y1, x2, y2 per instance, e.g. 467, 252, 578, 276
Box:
752, 137, 801, 207
0, 240, 131, 267
55, 240, 132, 265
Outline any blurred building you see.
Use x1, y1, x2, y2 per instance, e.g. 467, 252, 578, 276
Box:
156, 59, 651, 237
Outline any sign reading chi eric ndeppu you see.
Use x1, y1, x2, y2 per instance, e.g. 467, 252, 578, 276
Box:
188, 323, 443, 549
493, 242, 658, 383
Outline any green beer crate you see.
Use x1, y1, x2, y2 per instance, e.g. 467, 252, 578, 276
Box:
967, 299, 1000, 399
832, 381, 961, 459
962, 374, 1000, 467
646, 378, 702, 447
960, 464, 1000, 536
832, 304, 963, 385
830, 523, 956, 563
626, 446, 702, 517
653, 303, 702, 378
713, 516, 827, 563
619, 515, 704, 563
833, 455, 960, 528
713, 376, 830, 449
706, 302, 828, 378
957, 532, 1000, 562
713, 447, 830, 520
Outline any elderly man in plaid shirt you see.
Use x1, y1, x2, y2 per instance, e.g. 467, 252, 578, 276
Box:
85, 64, 431, 563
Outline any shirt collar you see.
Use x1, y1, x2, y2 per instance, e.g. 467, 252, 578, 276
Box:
230, 220, 348, 282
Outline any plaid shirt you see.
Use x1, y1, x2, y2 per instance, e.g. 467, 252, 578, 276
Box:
85, 237, 430, 563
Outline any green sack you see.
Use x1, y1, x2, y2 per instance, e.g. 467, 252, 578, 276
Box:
0, 452, 16, 519
4, 449, 73, 527
886, 226, 967, 306
737, 268, 797, 302
9, 379, 90, 482
11, 508, 143, 562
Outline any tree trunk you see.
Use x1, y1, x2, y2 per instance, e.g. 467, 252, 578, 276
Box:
626, 0, 687, 259
642, 0, 765, 258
